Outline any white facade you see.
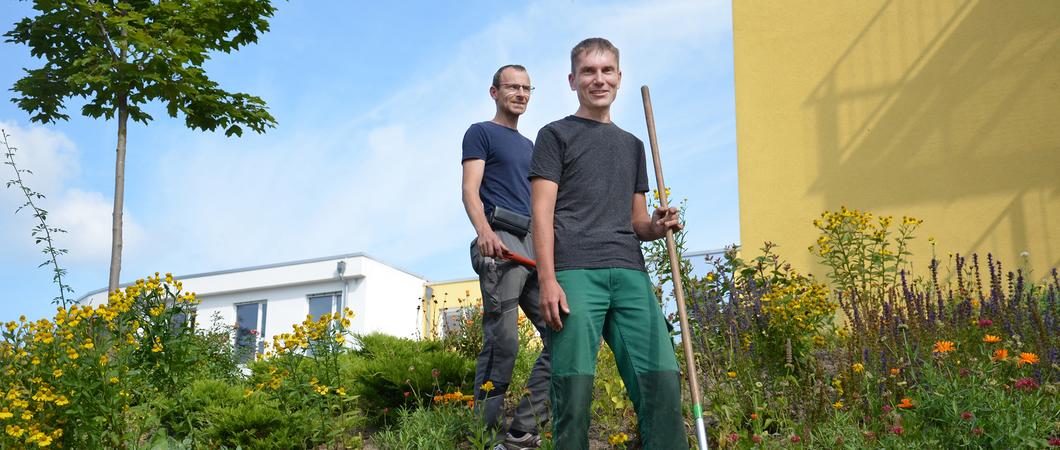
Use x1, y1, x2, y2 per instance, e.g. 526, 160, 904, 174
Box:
78, 254, 427, 354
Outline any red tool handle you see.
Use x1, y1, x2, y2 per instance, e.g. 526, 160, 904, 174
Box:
502, 250, 536, 268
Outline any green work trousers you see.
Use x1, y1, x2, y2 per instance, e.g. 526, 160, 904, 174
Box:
549, 268, 688, 449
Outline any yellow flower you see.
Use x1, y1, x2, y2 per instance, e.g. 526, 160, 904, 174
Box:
335, 335, 346, 345
833, 401, 843, 409
1017, 352, 1039, 367
0, 409, 12, 419
982, 335, 1001, 343
81, 340, 94, 350
651, 188, 671, 201
53, 369, 62, 378
852, 363, 864, 373
110, 377, 119, 384
54, 396, 69, 406
481, 380, 495, 393
609, 432, 630, 445
933, 340, 956, 354
726, 371, 737, 379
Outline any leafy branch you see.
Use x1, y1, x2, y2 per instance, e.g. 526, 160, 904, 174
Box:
2, 128, 74, 307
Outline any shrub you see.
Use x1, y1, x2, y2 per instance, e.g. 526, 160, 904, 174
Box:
346, 333, 474, 424
809, 207, 920, 300
0, 273, 207, 448
246, 309, 364, 447
197, 387, 316, 449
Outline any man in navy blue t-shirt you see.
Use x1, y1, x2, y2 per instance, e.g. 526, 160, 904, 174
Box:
461, 65, 551, 449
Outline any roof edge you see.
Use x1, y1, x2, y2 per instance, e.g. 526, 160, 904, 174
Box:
76, 252, 426, 303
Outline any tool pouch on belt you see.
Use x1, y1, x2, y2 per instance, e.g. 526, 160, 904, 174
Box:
489, 205, 531, 237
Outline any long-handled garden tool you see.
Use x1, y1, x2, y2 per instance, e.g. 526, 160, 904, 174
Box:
641, 85, 710, 450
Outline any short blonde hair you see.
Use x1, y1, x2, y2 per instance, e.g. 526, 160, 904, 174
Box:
570, 38, 619, 73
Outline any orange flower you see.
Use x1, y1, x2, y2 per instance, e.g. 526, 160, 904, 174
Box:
1017, 352, 1039, 367
889, 367, 900, 376
933, 340, 956, 353
992, 349, 1008, 362
982, 335, 1001, 343
897, 398, 914, 409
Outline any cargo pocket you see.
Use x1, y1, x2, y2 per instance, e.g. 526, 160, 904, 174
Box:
481, 257, 501, 314
469, 239, 483, 275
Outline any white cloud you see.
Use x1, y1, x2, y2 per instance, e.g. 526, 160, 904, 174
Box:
0, 121, 77, 195
0, 121, 144, 264
50, 188, 146, 263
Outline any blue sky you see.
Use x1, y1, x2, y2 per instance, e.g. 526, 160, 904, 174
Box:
0, 0, 738, 323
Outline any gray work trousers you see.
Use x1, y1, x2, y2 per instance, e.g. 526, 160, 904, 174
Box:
470, 229, 551, 435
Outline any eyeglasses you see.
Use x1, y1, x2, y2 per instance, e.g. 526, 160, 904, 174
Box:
500, 83, 535, 93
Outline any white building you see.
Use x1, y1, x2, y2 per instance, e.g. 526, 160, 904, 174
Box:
78, 253, 427, 358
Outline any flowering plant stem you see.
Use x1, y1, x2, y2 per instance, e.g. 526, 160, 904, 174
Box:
2, 129, 73, 307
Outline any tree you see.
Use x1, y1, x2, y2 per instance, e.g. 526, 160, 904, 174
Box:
6, 0, 278, 293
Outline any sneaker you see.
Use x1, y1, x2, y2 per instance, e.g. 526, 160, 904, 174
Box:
504, 431, 542, 450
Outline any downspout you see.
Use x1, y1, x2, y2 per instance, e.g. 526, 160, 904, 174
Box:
337, 260, 349, 341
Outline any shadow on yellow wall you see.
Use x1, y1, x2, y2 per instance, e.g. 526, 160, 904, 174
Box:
736, 0, 1059, 279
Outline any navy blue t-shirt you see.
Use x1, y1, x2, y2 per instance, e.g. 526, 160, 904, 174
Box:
461, 121, 534, 217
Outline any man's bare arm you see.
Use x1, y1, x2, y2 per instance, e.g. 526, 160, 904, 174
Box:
461, 159, 508, 257
631, 192, 683, 241
531, 177, 568, 330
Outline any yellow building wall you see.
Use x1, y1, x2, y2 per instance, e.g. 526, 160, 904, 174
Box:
733, 0, 1060, 280
421, 278, 481, 338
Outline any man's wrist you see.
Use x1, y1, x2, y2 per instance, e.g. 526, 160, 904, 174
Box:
475, 224, 494, 236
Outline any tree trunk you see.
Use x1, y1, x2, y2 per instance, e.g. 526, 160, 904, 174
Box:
108, 95, 128, 293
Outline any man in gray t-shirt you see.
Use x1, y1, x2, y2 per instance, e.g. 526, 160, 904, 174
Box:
529, 38, 688, 449
529, 114, 650, 272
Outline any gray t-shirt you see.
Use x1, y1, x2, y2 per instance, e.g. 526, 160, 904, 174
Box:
529, 115, 650, 272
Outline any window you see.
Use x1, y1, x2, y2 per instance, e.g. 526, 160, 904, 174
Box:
235, 301, 267, 363
440, 307, 477, 338
307, 292, 343, 320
